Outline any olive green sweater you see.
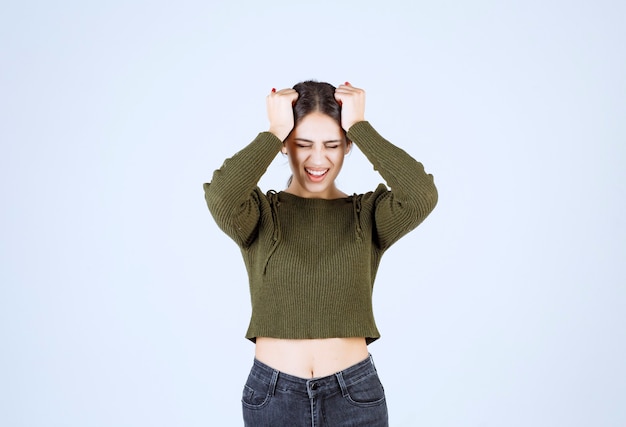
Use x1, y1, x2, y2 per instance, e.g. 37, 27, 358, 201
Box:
204, 121, 437, 343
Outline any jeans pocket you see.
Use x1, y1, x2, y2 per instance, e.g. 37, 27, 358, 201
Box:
343, 372, 386, 408
241, 373, 272, 409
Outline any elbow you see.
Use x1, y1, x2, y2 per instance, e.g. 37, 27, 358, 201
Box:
203, 182, 218, 213
425, 178, 438, 214
407, 178, 438, 224
203, 182, 230, 225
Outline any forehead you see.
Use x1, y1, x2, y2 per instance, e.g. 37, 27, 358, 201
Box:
294, 112, 343, 140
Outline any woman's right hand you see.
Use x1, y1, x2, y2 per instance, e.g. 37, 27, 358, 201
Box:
267, 88, 299, 141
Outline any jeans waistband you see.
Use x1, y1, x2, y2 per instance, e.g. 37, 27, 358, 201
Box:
249, 354, 377, 399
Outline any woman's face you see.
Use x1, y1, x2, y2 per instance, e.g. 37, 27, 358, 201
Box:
283, 111, 350, 199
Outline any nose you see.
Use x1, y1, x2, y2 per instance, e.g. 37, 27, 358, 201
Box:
309, 144, 326, 164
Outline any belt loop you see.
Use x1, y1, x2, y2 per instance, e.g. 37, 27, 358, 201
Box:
269, 369, 279, 396
335, 371, 349, 398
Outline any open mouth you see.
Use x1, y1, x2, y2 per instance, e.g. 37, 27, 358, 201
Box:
305, 168, 329, 181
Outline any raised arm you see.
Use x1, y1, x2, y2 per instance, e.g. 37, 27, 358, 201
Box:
336, 83, 438, 249
203, 88, 298, 247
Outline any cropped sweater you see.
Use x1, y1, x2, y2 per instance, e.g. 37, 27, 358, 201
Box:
203, 121, 437, 343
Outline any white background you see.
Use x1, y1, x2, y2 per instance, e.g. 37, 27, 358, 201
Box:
1, 0, 624, 426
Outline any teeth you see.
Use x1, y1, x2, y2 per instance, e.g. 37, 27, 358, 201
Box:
306, 169, 328, 176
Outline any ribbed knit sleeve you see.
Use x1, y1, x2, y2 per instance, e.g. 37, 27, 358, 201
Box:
347, 121, 438, 250
203, 132, 283, 247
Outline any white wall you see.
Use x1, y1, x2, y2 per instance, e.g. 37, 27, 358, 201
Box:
1, 0, 624, 425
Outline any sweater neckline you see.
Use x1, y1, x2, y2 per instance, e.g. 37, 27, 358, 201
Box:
276, 190, 354, 207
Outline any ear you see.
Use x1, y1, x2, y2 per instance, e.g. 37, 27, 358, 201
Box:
281, 144, 288, 155
345, 140, 352, 155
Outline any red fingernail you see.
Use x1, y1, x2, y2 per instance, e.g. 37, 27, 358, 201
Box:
345, 81, 350, 86
271, 88, 276, 93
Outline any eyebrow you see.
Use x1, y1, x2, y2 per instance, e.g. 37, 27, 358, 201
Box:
294, 138, 342, 144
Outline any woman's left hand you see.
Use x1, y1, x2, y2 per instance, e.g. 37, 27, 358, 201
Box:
334, 82, 366, 132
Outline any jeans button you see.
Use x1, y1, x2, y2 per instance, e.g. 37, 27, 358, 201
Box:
311, 382, 318, 390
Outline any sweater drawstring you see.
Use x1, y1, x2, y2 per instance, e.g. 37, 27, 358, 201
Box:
263, 190, 281, 274
352, 194, 363, 242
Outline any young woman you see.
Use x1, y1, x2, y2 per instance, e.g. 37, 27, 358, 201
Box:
204, 81, 437, 426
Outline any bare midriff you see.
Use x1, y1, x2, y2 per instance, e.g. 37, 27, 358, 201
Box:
255, 337, 369, 379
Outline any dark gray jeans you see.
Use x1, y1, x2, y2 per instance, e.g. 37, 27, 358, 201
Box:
242, 355, 389, 426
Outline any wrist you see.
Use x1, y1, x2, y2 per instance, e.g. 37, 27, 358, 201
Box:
268, 126, 291, 141
344, 119, 365, 132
